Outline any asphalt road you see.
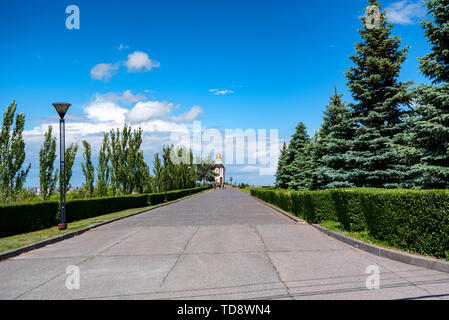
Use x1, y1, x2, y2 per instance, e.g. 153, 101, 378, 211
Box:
1, 188, 448, 300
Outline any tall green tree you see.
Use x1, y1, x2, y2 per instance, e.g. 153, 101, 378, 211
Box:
0, 100, 31, 203
275, 142, 289, 189
39, 125, 58, 200
108, 125, 150, 195
407, 0, 449, 188
315, 88, 355, 189
61, 143, 78, 194
81, 140, 95, 198
285, 122, 314, 190
96, 133, 110, 197
344, 0, 413, 188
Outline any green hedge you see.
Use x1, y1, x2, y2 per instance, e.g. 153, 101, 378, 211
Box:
0, 186, 211, 238
64, 194, 149, 222
250, 188, 449, 259
0, 201, 59, 237
148, 186, 211, 205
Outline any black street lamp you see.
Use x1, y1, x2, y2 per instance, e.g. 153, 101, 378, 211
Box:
163, 153, 168, 203
53, 103, 71, 231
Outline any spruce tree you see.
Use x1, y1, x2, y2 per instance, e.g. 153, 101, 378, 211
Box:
315, 88, 355, 189
275, 142, 289, 189
409, 0, 449, 188
39, 125, 58, 200
285, 122, 313, 190
345, 0, 413, 188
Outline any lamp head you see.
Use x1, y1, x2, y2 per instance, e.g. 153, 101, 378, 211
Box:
53, 103, 71, 119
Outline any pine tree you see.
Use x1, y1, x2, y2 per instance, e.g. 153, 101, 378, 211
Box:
315, 88, 355, 189
286, 122, 313, 190
0, 100, 31, 203
96, 133, 110, 197
344, 0, 413, 188
408, 0, 449, 188
39, 125, 58, 200
81, 140, 95, 198
275, 142, 289, 189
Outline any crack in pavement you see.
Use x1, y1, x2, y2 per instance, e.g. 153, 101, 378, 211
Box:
249, 224, 293, 300
159, 226, 200, 288
12, 229, 140, 300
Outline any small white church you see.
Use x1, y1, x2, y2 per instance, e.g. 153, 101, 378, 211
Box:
214, 153, 225, 185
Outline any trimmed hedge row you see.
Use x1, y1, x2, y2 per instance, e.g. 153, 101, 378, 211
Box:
0, 186, 211, 238
0, 201, 59, 238
250, 188, 449, 259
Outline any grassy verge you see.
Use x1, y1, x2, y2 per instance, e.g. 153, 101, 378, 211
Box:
240, 188, 252, 194
0, 206, 151, 253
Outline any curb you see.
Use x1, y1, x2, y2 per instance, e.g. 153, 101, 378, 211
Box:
0, 190, 211, 262
248, 191, 449, 274
311, 224, 449, 274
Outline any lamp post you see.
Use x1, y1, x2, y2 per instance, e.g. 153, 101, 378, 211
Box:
53, 103, 71, 231
163, 153, 168, 203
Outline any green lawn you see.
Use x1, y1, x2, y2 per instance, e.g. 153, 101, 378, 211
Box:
0, 206, 151, 253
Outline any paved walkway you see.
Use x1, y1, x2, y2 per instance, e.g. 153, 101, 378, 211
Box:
1, 188, 448, 300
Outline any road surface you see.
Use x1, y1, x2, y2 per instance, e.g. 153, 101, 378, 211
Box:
1, 188, 448, 300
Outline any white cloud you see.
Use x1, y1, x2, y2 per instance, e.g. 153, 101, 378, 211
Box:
171, 106, 203, 122
118, 44, 129, 51
90, 63, 119, 81
385, 1, 426, 25
84, 99, 128, 123
125, 51, 160, 72
209, 89, 234, 96
103, 90, 147, 105
126, 101, 174, 123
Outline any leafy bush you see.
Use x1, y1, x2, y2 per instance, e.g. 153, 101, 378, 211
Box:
250, 188, 449, 259
64, 195, 149, 222
0, 186, 212, 238
0, 201, 59, 237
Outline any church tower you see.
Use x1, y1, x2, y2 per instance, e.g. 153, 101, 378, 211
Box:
214, 153, 225, 185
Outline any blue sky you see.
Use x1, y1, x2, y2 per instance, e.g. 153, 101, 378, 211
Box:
0, 0, 432, 187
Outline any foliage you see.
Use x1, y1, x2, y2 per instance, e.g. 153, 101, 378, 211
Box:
96, 133, 110, 197
61, 143, 78, 194
251, 187, 449, 259
0, 201, 59, 237
344, 0, 413, 188
39, 125, 58, 200
81, 140, 95, 198
0, 100, 31, 203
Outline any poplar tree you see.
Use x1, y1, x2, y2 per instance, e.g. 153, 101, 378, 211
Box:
39, 125, 58, 200
61, 143, 78, 194
345, 0, 412, 188
407, 0, 449, 189
0, 100, 30, 203
96, 133, 110, 197
81, 140, 95, 198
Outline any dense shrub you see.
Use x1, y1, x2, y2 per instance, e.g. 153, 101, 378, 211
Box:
0, 186, 211, 238
250, 188, 449, 259
64, 195, 149, 222
0, 201, 59, 237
